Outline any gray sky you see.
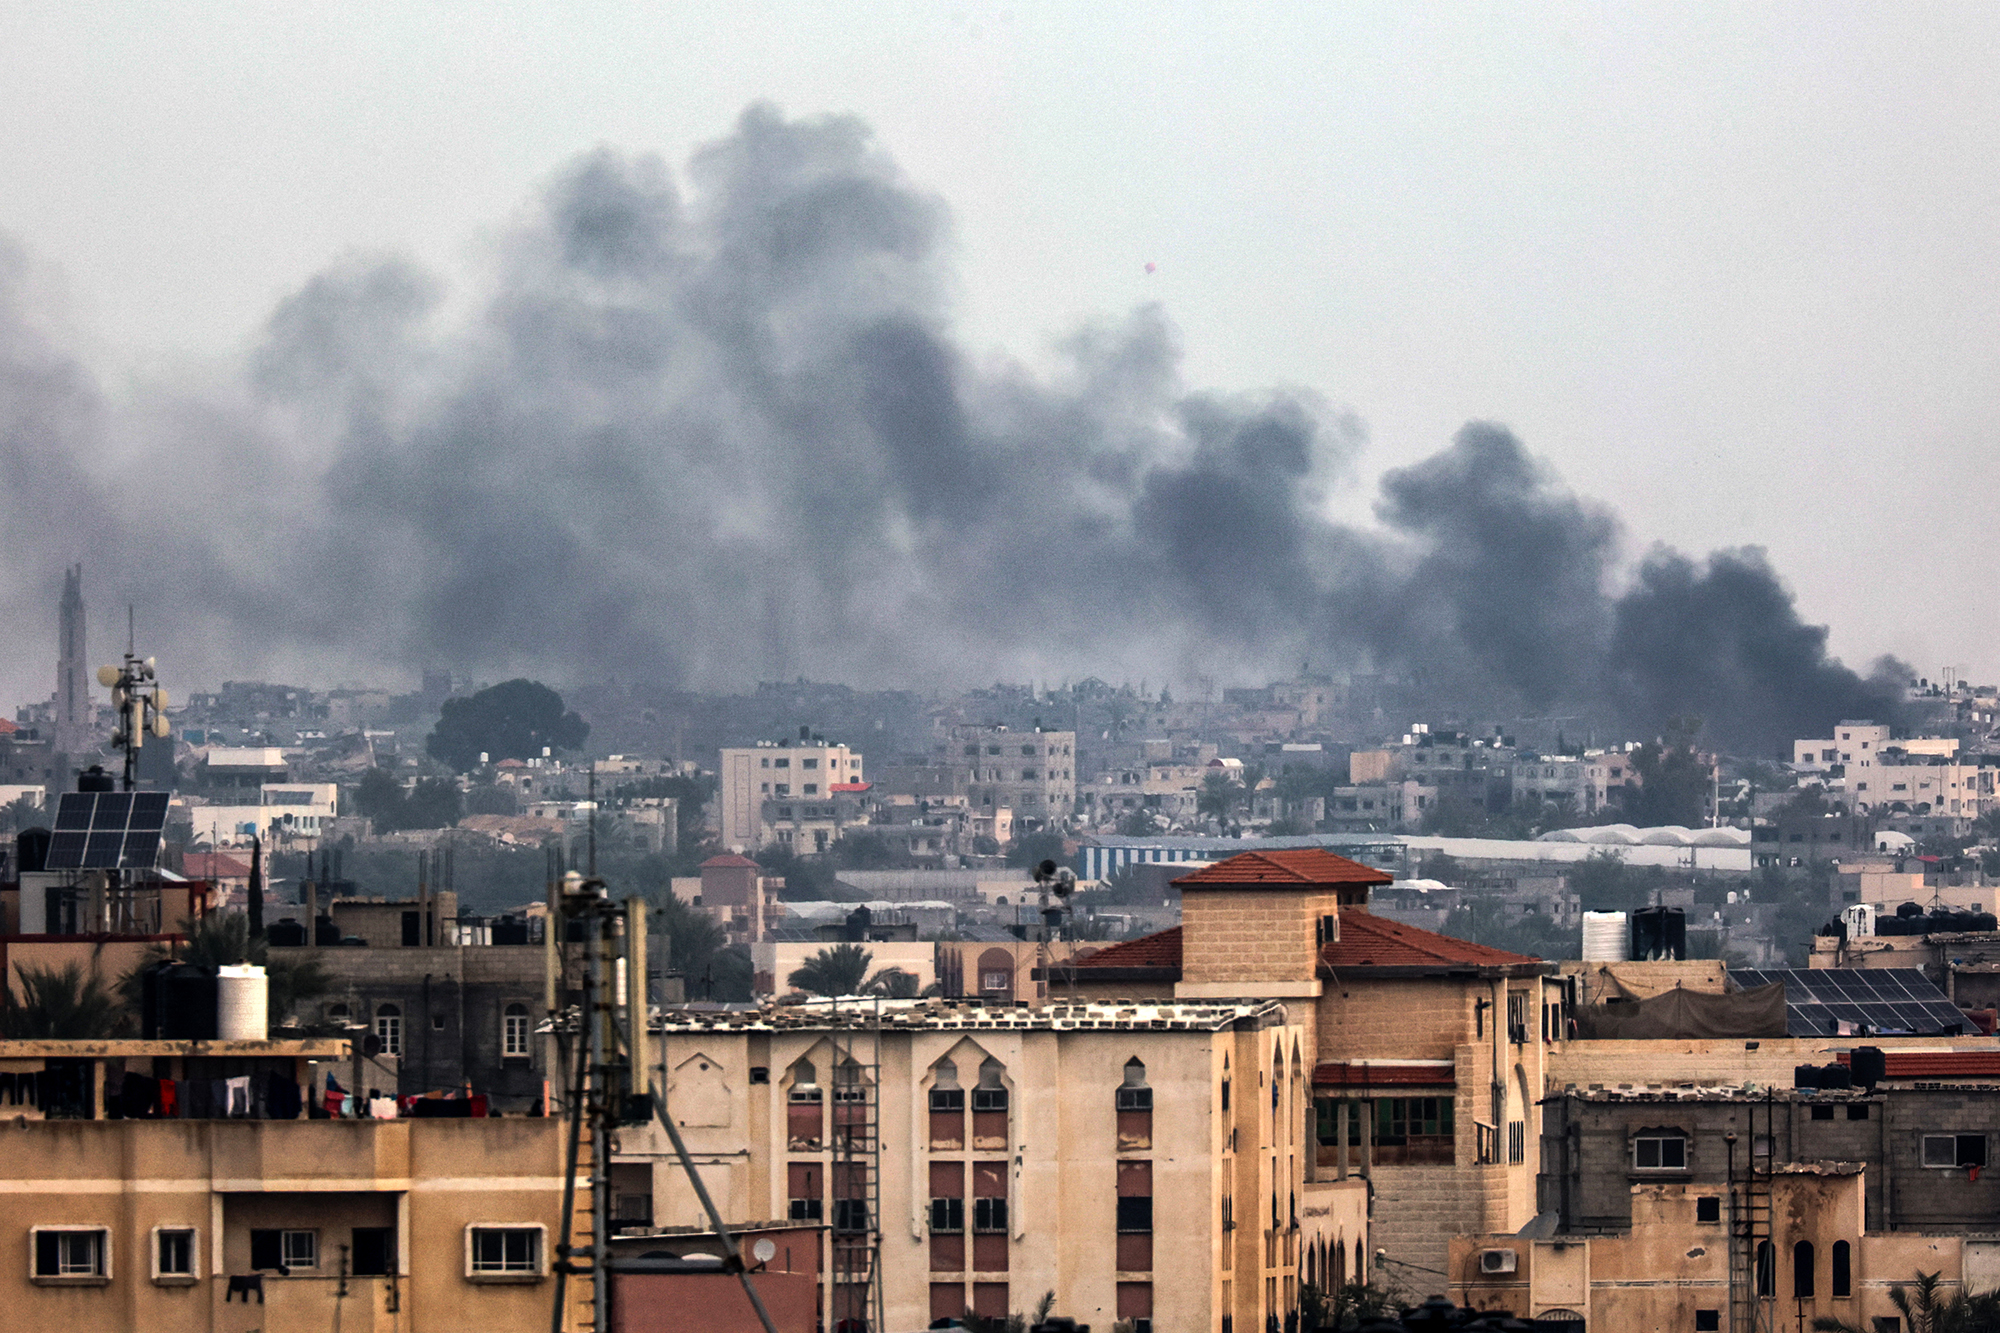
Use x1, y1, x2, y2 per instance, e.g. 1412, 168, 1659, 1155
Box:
4, 2, 1998, 695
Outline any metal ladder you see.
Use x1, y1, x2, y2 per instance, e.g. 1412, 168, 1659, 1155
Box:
831, 1000, 883, 1333
1729, 1095, 1773, 1333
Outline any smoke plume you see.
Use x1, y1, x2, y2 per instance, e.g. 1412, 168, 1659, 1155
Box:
0, 104, 1905, 753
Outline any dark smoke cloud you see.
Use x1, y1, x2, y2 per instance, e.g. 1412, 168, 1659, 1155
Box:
0, 104, 1906, 752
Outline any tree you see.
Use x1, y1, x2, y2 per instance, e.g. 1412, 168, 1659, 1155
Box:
425, 678, 589, 772
788, 944, 875, 996
1625, 721, 1712, 827
1813, 1268, 2000, 1333
1196, 771, 1244, 825
120, 912, 330, 1034
1, 962, 128, 1038
1005, 830, 1069, 871
401, 777, 463, 829
354, 767, 405, 825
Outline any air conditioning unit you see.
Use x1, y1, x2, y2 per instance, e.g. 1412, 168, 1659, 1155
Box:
1479, 1249, 1519, 1275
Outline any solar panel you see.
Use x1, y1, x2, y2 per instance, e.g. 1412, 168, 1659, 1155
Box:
43, 790, 168, 870
1732, 967, 1968, 1038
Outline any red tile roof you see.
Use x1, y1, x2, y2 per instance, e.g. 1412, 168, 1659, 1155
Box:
1074, 926, 1184, 969
1173, 848, 1393, 889
701, 854, 761, 869
0, 718, 16, 735
1322, 911, 1540, 969
181, 851, 254, 879
1836, 1051, 2000, 1079
830, 782, 871, 792
1074, 911, 1538, 974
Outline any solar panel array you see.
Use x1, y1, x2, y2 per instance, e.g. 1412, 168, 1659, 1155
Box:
46, 791, 169, 870
1730, 967, 1967, 1037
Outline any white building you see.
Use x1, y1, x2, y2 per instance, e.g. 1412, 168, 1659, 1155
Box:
184, 782, 340, 846
719, 734, 866, 851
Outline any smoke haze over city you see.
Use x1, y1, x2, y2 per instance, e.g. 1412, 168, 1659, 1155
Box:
0, 104, 1913, 752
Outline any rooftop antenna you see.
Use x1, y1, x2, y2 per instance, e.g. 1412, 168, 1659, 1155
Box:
587, 763, 597, 878
97, 615, 168, 792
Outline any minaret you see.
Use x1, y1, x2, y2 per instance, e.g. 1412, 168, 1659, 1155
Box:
52, 564, 93, 758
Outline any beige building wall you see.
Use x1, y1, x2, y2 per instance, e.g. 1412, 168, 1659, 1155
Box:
641, 1003, 1303, 1333
719, 741, 865, 851
0, 1117, 576, 1332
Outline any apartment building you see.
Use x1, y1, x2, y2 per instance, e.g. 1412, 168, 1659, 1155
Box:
1069, 848, 1556, 1278
942, 725, 1077, 833
718, 731, 866, 851
641, 997, 1325, 1333
0, 1038, 577, 1331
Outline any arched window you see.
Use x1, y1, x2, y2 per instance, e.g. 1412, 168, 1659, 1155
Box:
325, 1002, 351, 1025
1755, 1240, 1774, 1297
973, 1058, 1008, 1113
1831, 1240, 1851, 1298
1793, 1240, 1815, 1299
502, 1003, 530, 1058
374, 1004, 401, 1056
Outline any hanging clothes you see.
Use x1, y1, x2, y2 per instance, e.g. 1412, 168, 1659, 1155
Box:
369, 1095, 398, 1120
226, 1076, 251, 1118
158, 1079, 179, 1118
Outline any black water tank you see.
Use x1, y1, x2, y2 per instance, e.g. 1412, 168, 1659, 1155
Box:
314, 916, 341, 946
1852, 1046, 1887, 1090
76, 765, 115, 793
15, 827, 51, 874
141, 962, 217, 1040
1794, 1064, 1823, 1090
1819, 1063, 1853, 1090
492, 916, 530, 946
265, 919, 309, 947
1632, 906, 1688, 961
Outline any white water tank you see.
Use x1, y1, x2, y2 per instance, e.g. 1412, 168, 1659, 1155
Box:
1580, 911, 1630, 962
215, 964, 269, 1040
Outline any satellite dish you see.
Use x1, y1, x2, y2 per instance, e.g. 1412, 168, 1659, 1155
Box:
752, 1238, 776, 1264
362, 1033, 383, 1057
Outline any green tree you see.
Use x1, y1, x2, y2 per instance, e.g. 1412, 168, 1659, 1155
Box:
1005, 830, 1069, 871
1570, 849, 1633, 911
425, 678, 590, 772
120, 913, 331, 1034
788, 944, 875, 996
400, 777, 463, 829
1814, 1268, 2000, 1333
353, 767, 405, 825
1196, 770, 1244, 825
1, 962, 128, 1038
1626, 721, 1712, 826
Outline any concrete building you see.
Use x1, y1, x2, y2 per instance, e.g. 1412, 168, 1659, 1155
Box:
1794, 720, 1894, 771
717, 733, 866, 852
943, 725, 1076, 834
183, 783, 339, 848
1069, 848, 1555, 1279
639, 996, 1327, 1333
0, 1038, 579, 1331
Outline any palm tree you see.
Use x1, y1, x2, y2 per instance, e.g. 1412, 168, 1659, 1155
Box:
788, 944, 875, 996
1, 962, 129, 1038
869, 967, 921, 999
1813, 1269, 2000, 1333
120, 913, 330, 1034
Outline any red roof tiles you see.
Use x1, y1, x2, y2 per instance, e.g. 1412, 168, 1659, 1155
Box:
1322, 911, 1540, 969
1074, 911, 1538, 974
1837, 1051, 2000, 1079
1172, 848, 1394, 888
701, 854, 761, 869
1073, 926, 1184, 970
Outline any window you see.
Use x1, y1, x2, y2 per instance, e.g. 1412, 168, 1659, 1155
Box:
972, 1084, 1008, 1113
802, 758, 818, 769
468, 1225, 544, 1279
1756, 1240, 1774, 1297
375, 1004, 402, 1056
974, 1198, 1008, 1233
349, 1228, 394, 1277
1848, 1104, 1871, 1121
1923, 1134, 1988, 1168
931, 1199, 965, 1233
833, 1199, 870, 1233
32, 1228, 109, 1282
1632, 1132, 1689, 1171
1696, 1197, 1721, 1224
1117, 1085, 1153, 1112
502, 1003, 530, 1057
1794, 1241, 1815, 1299
1376, 1096, 1454, 1144
1833, 1240, 1851, 1298
1812, 1105, 1835, 1121
789, 1196, 823, 1222
1696, 1312, 1721, 1331
154, 1227, 196, 1280
1117, 1197, 1153, 1232
1508, 1121, 1526, 1164
248, 1228, 317, 1271
930, 1088, 965, 1112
